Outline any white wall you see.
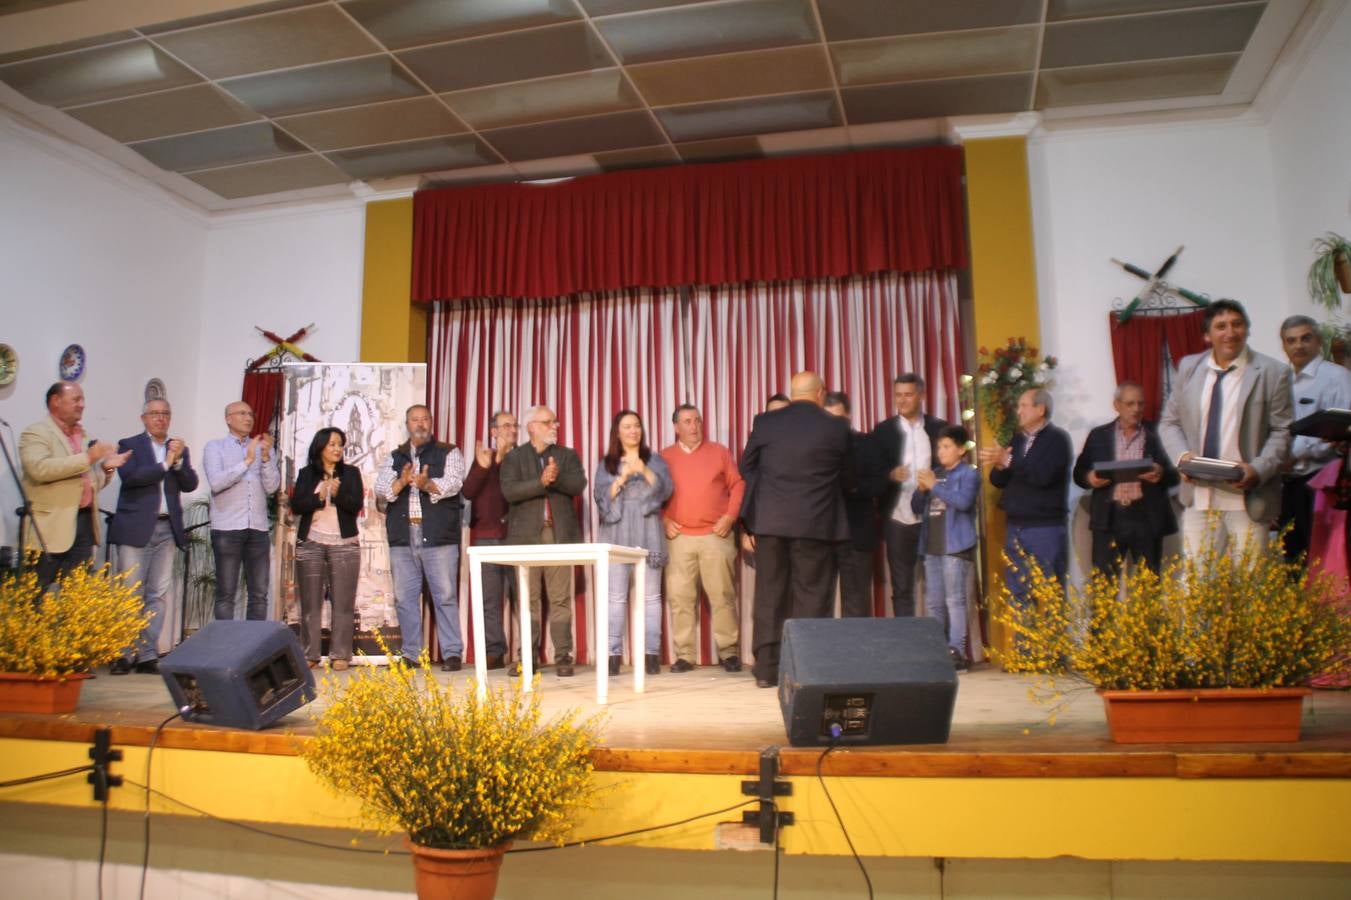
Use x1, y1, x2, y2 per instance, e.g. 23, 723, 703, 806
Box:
0, 116, 208, 550
190, 203, 366, 450
1266, 0, 1351, 318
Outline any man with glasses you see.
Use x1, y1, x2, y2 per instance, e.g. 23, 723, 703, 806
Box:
108, 399, 199, 674
462, 410, 520, 669
500, 406, 587, 677
203, 401, 280, 620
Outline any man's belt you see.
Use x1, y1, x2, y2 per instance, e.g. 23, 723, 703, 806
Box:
408, 516, 423, 525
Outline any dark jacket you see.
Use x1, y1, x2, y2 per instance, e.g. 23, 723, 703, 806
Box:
500, 442, 587, 544
108, 433, 199, 550
1073, 420, 1179, 535
385, 441, 462, 547
989, 424, 1073, 525
843, 429, 889, 552
739, 401, 852, 542
870, 413, 948, 519
291, 464, 364, 542
462, 458, 509, 541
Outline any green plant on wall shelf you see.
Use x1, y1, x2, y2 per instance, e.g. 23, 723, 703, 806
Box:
1309, 232, 1351, 310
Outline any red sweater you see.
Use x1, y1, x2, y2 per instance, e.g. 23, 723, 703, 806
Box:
659, 441, 745, 536
462, 458, 508, 540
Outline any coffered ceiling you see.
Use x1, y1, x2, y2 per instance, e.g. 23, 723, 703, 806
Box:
0, 0, 1313, 210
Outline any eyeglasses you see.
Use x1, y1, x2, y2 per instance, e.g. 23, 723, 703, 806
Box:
143, 412, 171, 418
533, 418, 558, 426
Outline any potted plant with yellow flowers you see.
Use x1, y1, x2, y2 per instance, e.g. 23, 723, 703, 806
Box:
0, 561, 147, 714
988, 529, 1351, 743
301, 638, 601, 900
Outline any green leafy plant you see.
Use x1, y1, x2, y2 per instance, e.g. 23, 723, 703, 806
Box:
976, 338, 1058, 446
1309, 232, 1351, 310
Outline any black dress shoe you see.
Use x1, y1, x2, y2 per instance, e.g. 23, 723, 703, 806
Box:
555, 655, 575, 677
396, 656, 421, 669
721, 656, 742, 673
134, 659, 160, 674
441, 656, 462, 672
755, 676, 776, 689
608, 655, 622, 676
670, 658, 695, 673
110, 659, 133, 676
645, 654, 661, 675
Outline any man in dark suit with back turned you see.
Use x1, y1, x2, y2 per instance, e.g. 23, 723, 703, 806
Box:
741, 371, 852, 687
108, 398, 199, 674
871, 373, 947, 617
1073, 381, 1178, 575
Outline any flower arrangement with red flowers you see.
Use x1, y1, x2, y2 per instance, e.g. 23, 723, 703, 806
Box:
976, 338, 1058, 445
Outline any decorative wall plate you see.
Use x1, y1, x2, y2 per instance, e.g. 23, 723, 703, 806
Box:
0, 344, 16, 386
59, 344, 85, 381
144, 378, 166, 403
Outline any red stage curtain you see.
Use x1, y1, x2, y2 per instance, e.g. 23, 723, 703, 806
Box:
1108, 309, 1207, 421
240, 370, 284, 437
412, 147, 967, 302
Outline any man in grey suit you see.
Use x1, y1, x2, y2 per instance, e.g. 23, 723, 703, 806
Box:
500, 405, 587, 676
1159, 299, 1292, 558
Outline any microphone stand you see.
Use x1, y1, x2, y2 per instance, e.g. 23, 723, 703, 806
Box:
0, 421, 48, 580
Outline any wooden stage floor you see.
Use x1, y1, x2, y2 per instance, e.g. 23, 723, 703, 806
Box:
4, 661, 1351, 778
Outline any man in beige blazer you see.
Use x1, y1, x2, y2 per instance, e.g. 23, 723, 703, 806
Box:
19, 381, 130, 586
1158, 299, 1292, 558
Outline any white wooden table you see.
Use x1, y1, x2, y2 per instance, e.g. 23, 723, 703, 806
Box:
466, 542, 649, 704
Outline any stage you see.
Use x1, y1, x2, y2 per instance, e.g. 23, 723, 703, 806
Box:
3, 661, 1351, 868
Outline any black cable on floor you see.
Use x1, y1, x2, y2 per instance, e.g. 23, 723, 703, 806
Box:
817, 743, 873, 900
138, 710, 182, 900
0, 765, 93, 789
507, 798, 761, 852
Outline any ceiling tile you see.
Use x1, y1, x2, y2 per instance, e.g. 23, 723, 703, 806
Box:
184, 153, 349, 199
220, 56, 425, 117
421, 163, 519, 187
847, 119, 943, 148
757, 125, 850, 155
0, 40, 201, 107
327, 134, 499, 179
65, 84, 261, 143
656, 91, 840, 143
818, 0, 1042, 41
276, 96, 466, 150
397, 21, 611, 93
481, 109, 667, 161
1041, 5, 1264, 69
442, 69, 639, 130
630, 45, 831, 107
0, 31, 138, 66
1037, 53, 1238, 106
580, 0, 703, 14
832, 25, 1039, 87
151, 6, 381, 80
140, 0, 326, 35
596, 0, 818, 64
1046, 0, 1260, 21
512, 154, 603, 178
130, 121, 308, 172
676, 136, 764, 163
842, 73, 1032, 123
595, 144, 680, 170
341, 0, 581, 51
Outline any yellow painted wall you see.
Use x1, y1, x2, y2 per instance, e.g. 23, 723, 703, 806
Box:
963, 136, 1042, 655
358, 197, 424, 364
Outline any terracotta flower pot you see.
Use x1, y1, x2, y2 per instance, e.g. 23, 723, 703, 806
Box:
1099, 687, 1311, 743
0, 671, 91, 714
405, 837, 511, 900
1336, 251, 1351, 294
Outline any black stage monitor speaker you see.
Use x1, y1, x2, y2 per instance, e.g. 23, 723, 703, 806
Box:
778, 617, 957, 747
161, 621, 316, 730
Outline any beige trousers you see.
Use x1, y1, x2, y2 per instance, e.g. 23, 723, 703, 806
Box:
664, 532, 740, 662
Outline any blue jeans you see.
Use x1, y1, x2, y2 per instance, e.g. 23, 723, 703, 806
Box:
1004, 522, 1067, 611
923, 554, 971, 653
116, 519, 177, 664
607, 561, 662, 656
475, 538, 515, 657
211, 528, 270, 621
390, 525, 462, 661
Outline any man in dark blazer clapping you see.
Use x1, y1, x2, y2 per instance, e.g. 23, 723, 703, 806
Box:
740, 371, 852, 687
108, 398, 199, 674
1073, 381, 1178, 575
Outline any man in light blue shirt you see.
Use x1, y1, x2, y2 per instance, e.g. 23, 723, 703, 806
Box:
203, 400, 281, 620
1279, 315, 1351, 562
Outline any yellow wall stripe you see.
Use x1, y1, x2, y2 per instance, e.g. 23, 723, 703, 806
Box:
359, 197, 423, 364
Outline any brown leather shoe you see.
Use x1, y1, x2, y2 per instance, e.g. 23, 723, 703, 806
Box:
555, 654, 575, 677
485, 654, 505, 670
441, 656, 462, 672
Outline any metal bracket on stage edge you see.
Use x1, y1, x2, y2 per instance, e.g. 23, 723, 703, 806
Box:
88, 727, 123, 802
741, 746, 793, 845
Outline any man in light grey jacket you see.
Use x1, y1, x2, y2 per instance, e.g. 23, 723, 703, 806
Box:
1159, 298, 1292, 559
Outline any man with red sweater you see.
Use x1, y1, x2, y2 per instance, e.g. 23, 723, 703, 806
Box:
661, 404, 746, 673
461, 410, 518, 670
